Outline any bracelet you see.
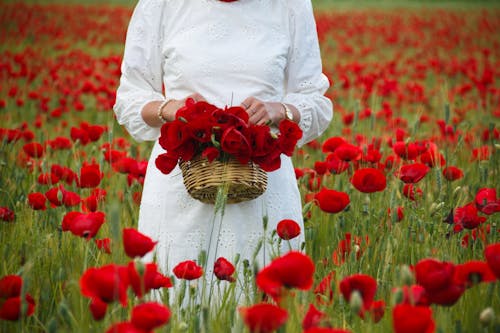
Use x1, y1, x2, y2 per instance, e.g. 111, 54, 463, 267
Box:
157, 99, 172, 124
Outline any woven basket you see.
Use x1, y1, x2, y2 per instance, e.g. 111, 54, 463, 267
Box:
179, 155, 268, 204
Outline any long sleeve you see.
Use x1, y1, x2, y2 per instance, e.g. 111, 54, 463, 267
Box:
283, 0, 333, 147
113, 0, 166, 142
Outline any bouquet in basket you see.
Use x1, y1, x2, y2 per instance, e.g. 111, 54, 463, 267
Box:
155, 99, 303, 175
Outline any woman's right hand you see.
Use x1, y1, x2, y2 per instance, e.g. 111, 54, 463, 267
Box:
141, 93, 206, 127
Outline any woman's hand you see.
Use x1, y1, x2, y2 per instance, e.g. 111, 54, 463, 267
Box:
141, 93, 206, 127
240, 97, 299, 126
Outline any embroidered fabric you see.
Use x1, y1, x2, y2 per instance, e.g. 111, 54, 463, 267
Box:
114, 0, 333, 281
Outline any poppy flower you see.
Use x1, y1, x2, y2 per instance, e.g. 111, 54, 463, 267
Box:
314, 188, 350, 213
61, 211, 105, 239
37, 172, 60, 185
276, 219, 301, 240
155, 152, 179, 175
454, 260, 496, 287
122, 228, 157, 258
22, 142, 45, 158
127, 262, 172, 298
392, 304, 435, 333
256, 251, 315, 298
442, 166, 464, 181
0, 295, 36, 321
314, 271, 336, 304
79, 162, 103, 188
414, 258, 455, 292
397, 163, 430, 183
322, 136, 347, 153
325, 153, 350, 174
94, 238, 111, 254
0, 207, 15, 222
277, 119, 302, 156
334, 143, 362, 162
302, 303, 326, 330
80, 264, 129, 307
339, 274, 377, 310
131, 302, 171, 331
239, 303, 288, 333
453, 203, 487, 230
475, 188, 500, 215
367, 299, 385, 323
350, 168, 387, 193
27, 192, 47, 210
392, 141, 421, 160
0, 275, 22, 299
173, 260, 204, 280
484, 243, 500, 279
397, 285, 430, 306
105, 322, 145, 333
89, 298, 107, 321
388, 206, 404, 222
402, 184, 423, 201
213, 257, 236, 282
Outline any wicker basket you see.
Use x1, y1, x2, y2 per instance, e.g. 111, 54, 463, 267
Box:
179, 155, 268, 204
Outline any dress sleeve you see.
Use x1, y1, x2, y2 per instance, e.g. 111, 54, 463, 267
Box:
283, 0, 333, 147
113, 0, 165, 142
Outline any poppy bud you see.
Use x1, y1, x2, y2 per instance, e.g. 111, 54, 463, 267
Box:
349, 290, 363, 314
479, 307, 495, 327
399, 265, 414, 286
391, 287, 404, 306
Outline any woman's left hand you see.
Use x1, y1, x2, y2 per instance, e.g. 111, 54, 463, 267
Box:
240, 97, 285, 126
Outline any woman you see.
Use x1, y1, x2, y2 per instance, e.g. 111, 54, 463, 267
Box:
114, 0, 332, 290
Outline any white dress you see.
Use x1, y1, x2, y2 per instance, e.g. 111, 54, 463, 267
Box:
114, 0, 332, 280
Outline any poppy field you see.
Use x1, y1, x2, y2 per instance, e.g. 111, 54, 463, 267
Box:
1, 2, 499, 333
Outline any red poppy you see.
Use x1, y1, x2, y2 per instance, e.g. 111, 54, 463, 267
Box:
22, 142, 45, 158
105, 322, 145, 333
367, 299, 385, 323
61, 211, 105, 239
392, 141, 421, 160
454, 260, 496, 287
122, 228, 157, 258
388, 206, 404, 222
214, 257, 236, 282
277, 119, 302, 156
37, 172, 60, 185
173, 260, 204, 280
314, 188, 350, 213
339, 274, 377, 310
314, 271, 336, 304
155, 152, 179, 175
475, 188, 500, 215
256, 251, 315, 298
0, 295, 36, 321
442, 166, 464, 181
0, 275, 22, 299
47, 136, 72, 150
334, 143, 362, 162
27, 192, 47, 210
397, 163, 430, 183
201, 146, 220, 163
392, 304, 435, 333
276, 219, 301, 240
414, 258, 455, 292
94, 238, 111, 254
221, 127, 251, 163
350, 168, 387, 193
131, 302, 171, 331
127, 262, 172, 298
484, 243, 500, 279
302, 303, 326, 330
397, 285, 430, 306
453, 203, 487, 230
0, 207, 15, 222
420, 150, 446, 168
89, 297, 107, 321
239, 303, 288, 333
325, 153, 350, 174
322, 136, 347, 153
80, 264, 129, 307
79, 162, 103, 188
426, 282, 465, 306
402, 184, 423, 201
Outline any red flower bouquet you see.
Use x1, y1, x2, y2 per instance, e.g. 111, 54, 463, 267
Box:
155, 100, 302, 203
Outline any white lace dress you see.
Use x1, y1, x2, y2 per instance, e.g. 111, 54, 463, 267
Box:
113, 0, 332, 280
